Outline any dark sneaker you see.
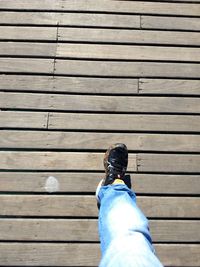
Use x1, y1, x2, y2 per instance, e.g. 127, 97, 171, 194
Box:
103, 143, 128, 185
96, 143, 129, 205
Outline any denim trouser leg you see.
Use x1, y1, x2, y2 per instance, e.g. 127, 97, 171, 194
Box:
98, 184, 163, 267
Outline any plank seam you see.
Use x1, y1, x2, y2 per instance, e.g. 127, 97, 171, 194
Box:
46, 112, 50, 129
139, 15, 141, 29
136, 154, 138, 172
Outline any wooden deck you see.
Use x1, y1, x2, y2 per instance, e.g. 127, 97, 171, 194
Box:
0, 0, 200, 266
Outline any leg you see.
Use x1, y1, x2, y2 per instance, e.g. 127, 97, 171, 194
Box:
98, 184, 163, 267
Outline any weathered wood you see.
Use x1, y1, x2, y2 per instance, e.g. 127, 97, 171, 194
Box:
0, 26, 57, 40
55, 60, 200, 78
0, 243, 199, 266
133, 174, 200, 194
0, 172, 199, 194
0, 111, 48, 129
0, 75, 138, 94
57, 43, 200, 62
61, 1, 200, 16
156, 244, 200, 267
59, 13, 140, 28
137, 154, 200, 173
0, 12, 59, 25
139, 79, 200, 95
1, 131, 200, 152
1, 92, 200, 113
49, 113, 200, 132
0, 219, 198, 242
142, 15, 200, 31
0, 58, 54, 73
58, 27, 200, 46
0, 12, 140, 28
0, 0, 60, 10
0, 242, 101, 266
0, 151, 136, 171
0, 195, 199, 217
0, 42, 56, 57
0, 0, 200, 16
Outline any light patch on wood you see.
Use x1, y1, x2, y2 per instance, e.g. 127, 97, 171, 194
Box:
45, 176, 59, 193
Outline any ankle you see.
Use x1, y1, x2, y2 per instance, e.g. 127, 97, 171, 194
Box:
112, 178, 125, 185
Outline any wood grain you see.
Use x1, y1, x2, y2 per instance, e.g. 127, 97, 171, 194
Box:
1, 131, 200, 152
0, 26, 57, 40
0, 0, 60, 10
142, 15, 200, 31
60, 1, 200, 16
0, 12, 59, 25
137, 154, 200, 173
0, 58, 54, 73
1, 92, 200, 113
0, 219, 198, 242
0, 42, 56, 57
59, 27, 200, 46
1, 0, 200, 16
0, 75, 138, 94
0, 12, 140, 28
139, 79, 200, 95
59, 13, 140, 28
0, 111, 48, 129
57, 43, 200, 62
55, 60, 200, 78
0, 151, 137, 171
0, 195, 199, 218
49, 113, 200, 132
0, 172, 199, 194
0, 243, 198, 266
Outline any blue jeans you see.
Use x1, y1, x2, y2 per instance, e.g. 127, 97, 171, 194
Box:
98, 184, 163, 267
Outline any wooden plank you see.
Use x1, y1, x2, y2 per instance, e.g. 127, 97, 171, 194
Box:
0, 58, 54, 73
0, 75, 54, 91
139, 79, 200, 95
0, 12, 140, 28
0, 172, 199, 194
0, 42, 56, 57
0, 219, 198, 242
142, 15, 200, 31
57, 43, 200, 62
132, 174, 200, 195
0, 12, 59, 25
58, 28, 200, 46
0, 75, 138, 94
0, 243, 199, 267
55, 60, 200, 78
1, 131, 200, 152
0, 152, 137, 171
59, 13, 140, 28
0, 111, 48, 129
0, 0, 60, 10
1, 93, 200, 113
0, 26, 57, 40
49, 113, 200, 132
0, 195, 199, 218
137, 154, 200, 173
61, 1, 200, 16
0, 0, 200, 16
156, 244, 200, 267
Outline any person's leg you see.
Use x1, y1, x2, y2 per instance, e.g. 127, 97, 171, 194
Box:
97, 183, 163, 267
96, 143, 163, 267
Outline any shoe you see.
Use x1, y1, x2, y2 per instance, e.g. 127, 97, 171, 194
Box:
103, 143, 128, 185
96, 143, 129, 205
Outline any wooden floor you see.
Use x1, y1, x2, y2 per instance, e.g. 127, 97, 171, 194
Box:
0, 0, 200, 266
